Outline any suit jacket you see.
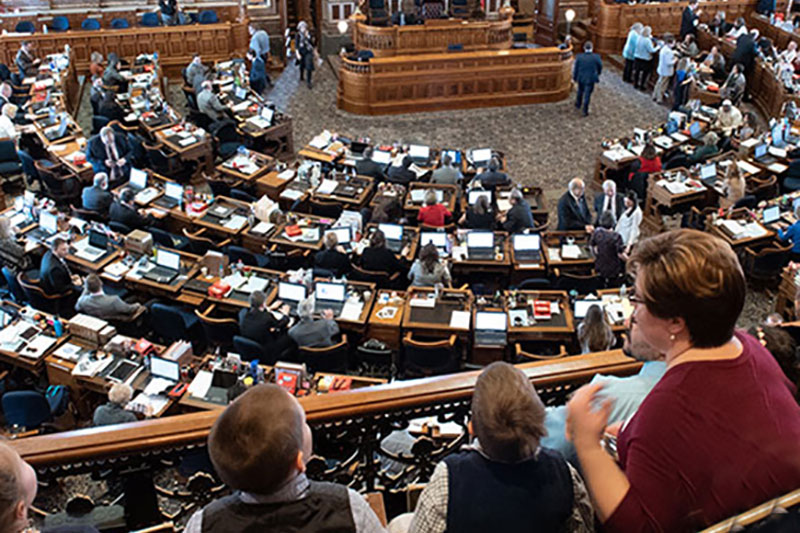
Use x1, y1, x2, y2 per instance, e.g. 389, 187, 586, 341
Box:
431, 165, 461, 185
102, 65, 126, 88
238, 307, 289, 346
503, 199, 535, 233
82, 185, 113, 212
76, 290, 140, 320
573, 52, 603, 85
732, 34, 757, 70
314, 248, 351, 277
87, 133, 131, 178
593, 193, 625, 225
474, 169, 510, 189
186, 62, 209, 93
288, 317, 339, 348
197, 89, 227, 122
557, 191, 592, 231
355, 159, 387, 180
15, 48, 35, 77
387, 165, 415, 184
97, 98, 125, 122
680, 6, 699, 38
40, 250, 74, 294
361, 245, 405, 274
249, 56, 268, 95
109, 201, 151, 230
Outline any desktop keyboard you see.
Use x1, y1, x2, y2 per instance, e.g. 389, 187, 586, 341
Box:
145, 266, 178, 284
153, 196, 179, 209
515, 251, 541, 262
75, 245, 105, 261
315, 301, 344, 316
386, 240, 403, 253
475, 331, 507, 346
468, 249, 494, 261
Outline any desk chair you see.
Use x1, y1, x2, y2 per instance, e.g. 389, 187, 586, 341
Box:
35, 161, 81, 205
141, 12, 161, 27
2, 267, 27, 304
750, 174, 778, 200
309, 197, 343, 219
199, 10, 219, 23
182, 228, 231, 255
187, 109, 210, 130
109, 221, 133, 235
514, 342, 568, 362
15, 21, 35, 33
367, 0, 390, 25
355, 342, 394, 378
148, 227, 191, 252
0, 140, 22, 183
71, 206, 108, 224
207, 177, 231, 198
51, 16, 70, 32
513, 278, 551, 290
81, 18, 102, 30
211, 122, 243, 161
150, 303, 202, 348
233, 335, 268, 362
298, 334, 349, 374
18, 272, 74, 317
350, 264, 402, 290
144, 142, 197, 183
742, 242, 792, 289
401, 333, 458, 378
230, 188, 257, 203
1, 390, 64, 433
195, 307, 239, 353
92, 115, 110, 135
225, 245, 271, 268
17, 149, 41, 189
553, 268, 603, 295
111, 18, 130, 29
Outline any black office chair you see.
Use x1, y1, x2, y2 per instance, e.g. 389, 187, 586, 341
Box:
195, 308, 239, 353
741, 242, 793, 289
309, 198, 343, 218
514, 278, 552, 290
211, 121, 243, 161
35, 162, 81, 205
298, 334, 349, 374
148, 227, 192, 252
91, 115, 111, 135
233, 335, 267, 362
401, 333, 459, 378
17, 273, 73, 317
354, 342, 394, 378
182, 228, 230, 255
187, 109, 211, 130
230, 188, 257, 203
2, 390, 65, 433
109, 221, 132, 235
350, 264, 402, 290
225, 245, 271, 268
149, 303, 202, 347
71, 206, 108, 224
0, 140, 22, 182
554, 269, 603, 295
144, 142, 197, 183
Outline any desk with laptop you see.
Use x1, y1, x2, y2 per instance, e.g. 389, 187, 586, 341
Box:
573, 289, 633, 333
450, 231, 511, 279
404, 183, 458, 215
270, 278, 375, 330
193, 196, 252, 238
101, 247, 199, 295
541, 232, 595, 272
401, 287, 474, 341
312, 174, 375, 209
0, 303, 66, 375
363, 223, 418, 261
217, 149, 275, 184
181, 266, 282, 309
269, 213, 332, 251
503, 290, 574, 343
68, 229, 121, 272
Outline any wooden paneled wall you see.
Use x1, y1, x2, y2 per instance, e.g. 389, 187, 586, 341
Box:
337, 46, 574, 114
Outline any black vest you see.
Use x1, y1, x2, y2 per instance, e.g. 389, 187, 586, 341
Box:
201, 481, 356, 533
444, 448, 574, 533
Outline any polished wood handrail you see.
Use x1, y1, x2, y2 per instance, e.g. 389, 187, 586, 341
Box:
12, 350, 640, 466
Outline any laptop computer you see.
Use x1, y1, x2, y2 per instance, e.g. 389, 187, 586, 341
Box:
372, 150, 392, 166
754, 143, 777, 166
144, 355, 180, 393
324, 227, 352, 253
471, 148, 492, 167
314, 281, 347, 316
763, 204, 781, 224
153, 182, 183, 209
378, 223, 404, 252
688, 121, 703, 140
350, 141, 369, 156
278, 281, 307, 314
466, 231, 495, 260
420, 232, 448, 255
204, 369, 238, 405
27, 210, 59, 242
144, 248, 181, 284
408, 144, 431, 166
474, 311, 507, 346
129, 168, 148, 191
468, 190, 492, 206
75, 230, 108, 261
699, 162, 717, 185
44, 115, 69, 142
442, 149, 462, 165
513, 234, 541, 262
574, 299, 602, 320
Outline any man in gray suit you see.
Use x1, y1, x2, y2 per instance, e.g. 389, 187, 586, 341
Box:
76, 274, 144, 320
197, 80, 228, 124
185, 54, 209, 93
288, 297, 339, 348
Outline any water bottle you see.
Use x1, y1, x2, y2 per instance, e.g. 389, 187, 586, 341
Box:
237, 145, 248, 157
53, 315, 63, 337
48, 107, 55, 123
43, 25, 48, 34
620, 284, 627, 298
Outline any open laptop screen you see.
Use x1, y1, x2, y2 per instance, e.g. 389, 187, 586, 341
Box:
475, 311, 507, 331
315, 282, 346, 302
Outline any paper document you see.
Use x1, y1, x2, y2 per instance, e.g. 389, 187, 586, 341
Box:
20, 335, 57, 359
223, 215, 248, 230
449, 310, 471, 330
548, 248, 561, 262
251, 221, 274, 235
178, 136, 198, 146
737, 160, 761, 175
316, 179, 338, 195
277, 169, 295, 181
280, 189, 304, 200
127, 392, 169, 416
52, 343, 83, 362
144, 377, 173, 396
188, 370, 213, 398
339, 301, 364, 321
232, 101, 251, 113
105, 261, 131, 278
561, 244, 582, 259
409, 296, 436, 308
240, 276, 269, 294
769, 146, 787, 158
768, 163, 788, 173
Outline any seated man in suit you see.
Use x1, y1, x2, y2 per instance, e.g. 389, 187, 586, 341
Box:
77, 274, 144, 321
185, 54, 209, 93
89, 77, 106, 114
102, 53, 128, 93
238, 290, 293, 354
40, 237, 82, 297
594, 179, 624, 226
247, 51, 269, 96
387, 155, 416, 184
314, 231, 351, 277
96, 91, 125, 123
499, 188, 535, 234
87, 126, 131, 186
472, 157, 510, 189
355, 147, 387, 181
557, 177, 593, 232
288, 297, 340, 348
431, 154, 462, 185
82, 173, 113, 213
110, 188, 156, 231
197, 80, 229, 126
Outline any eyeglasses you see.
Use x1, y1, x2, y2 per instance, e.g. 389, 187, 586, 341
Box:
629, 295, 647, 305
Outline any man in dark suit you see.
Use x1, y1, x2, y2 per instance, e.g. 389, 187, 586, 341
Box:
387, 155, 416, 184
680, 0, 701, 39
557, 178, 593, 231
247, 51, 269, 96
314, 231, 351, 277
87, 127, 131, 186
238, 290, 293, 354
82, 173, 113, 213
15, 41, 39, 77
573, 41, 603, 117
500, 188, 535, 234
109, 188, 155, 231
96, 92, 125, 123
731, 30, 758, 98
473, 157, 510, 189
356, 147, 388, 180
593, 179, 625, 225
40, 237, 82, 298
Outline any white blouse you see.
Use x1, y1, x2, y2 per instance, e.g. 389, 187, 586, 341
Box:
615, 206, 642, 247
0, 115, 18, 143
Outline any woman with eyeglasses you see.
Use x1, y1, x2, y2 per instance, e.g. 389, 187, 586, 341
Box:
566, 229, 800, 532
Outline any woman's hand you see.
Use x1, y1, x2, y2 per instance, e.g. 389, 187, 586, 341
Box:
566, 382, 614, 449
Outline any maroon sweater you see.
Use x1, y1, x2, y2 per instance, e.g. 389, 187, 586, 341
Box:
606, 330, 800, 532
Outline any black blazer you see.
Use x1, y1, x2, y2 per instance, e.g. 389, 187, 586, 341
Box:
465, 208, 496, 230
314, 248, 352, 277
387, 165, 415, 184
87, 133, 131, 176
361, 245, 405, 274
356, 159, 387, 181
109, 201, 151, 231
680, 6, 698, 38
474, 170, 510, 189
40, 250, 73, 294
557, 192, 592, 231
572, 52, 603, 85
238, 308, 289, 346
732, 34, 757, 70
593, 193, 625, 225
503, 200, 535, 234
97, 98, 125, 122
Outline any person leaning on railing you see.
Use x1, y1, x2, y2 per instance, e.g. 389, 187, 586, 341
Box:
566, 229, 800, 532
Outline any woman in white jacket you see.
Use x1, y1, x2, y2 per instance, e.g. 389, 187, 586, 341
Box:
615, 190, 642, 254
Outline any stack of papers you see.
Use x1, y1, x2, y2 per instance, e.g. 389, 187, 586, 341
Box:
339, 301, 364, 321
247, 116, 271, 129
449, 310, 470, 329
603, 146, 635, 161
316, 179, 338, 195
52, 343, 84, 362
280, 189, 304, 201
561, 244, 582, 259
737, 160, 761, 175
409, 296, 436, 308
20, 335, 57, 360
277, 169, 295, 181
223, 215, 248, 231
251, 221, 274, 235
127, 392, 170, 416
188, 370, 213, 398
178, 136, 198, 147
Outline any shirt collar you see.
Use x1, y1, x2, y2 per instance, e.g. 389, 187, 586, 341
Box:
462, 438, 540, 463
239, 473, 309, 505
638, 360, 667, 377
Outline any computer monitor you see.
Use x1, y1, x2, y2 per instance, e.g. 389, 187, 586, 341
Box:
130, 168, 148, 189
443, 149, 462, 164
475, 311, 507, 331
763, 205, 781, 224
315, 282, 346, 302
420, 232, 447, 248
39, 211, 58, 234
689, 122, 701, 138
409, 144, 430, 160
260, 106, 274, 124
468, 190, 492, 205
155, 248, 180, 270
372, 150, 392, 164
23, 190, 35, 208
164, 182, 183, 201
471, 148, 492, 165
574, 299, 601, 319
700, 163, 716, 180
235, 86, 247, 100
324, 227, 351, 245
278, 281, 306, 302
755, 143, 768, 159
378, 223, 403, 241
467, 231, 494, 249
88, 230, 107, 250
150, 356, 180, 381
513, 234, 541, 251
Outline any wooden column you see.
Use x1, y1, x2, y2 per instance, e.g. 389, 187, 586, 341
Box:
535, 0, 559, 46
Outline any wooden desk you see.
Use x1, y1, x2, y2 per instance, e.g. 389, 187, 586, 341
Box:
179, 267, 283, 309
594, 289, 634, 333
404, 182, 458, 215
217, 151, 275, 184
450, 231, 511, 281
0, 309, 67, 375
542, 232, 595, 272
363, 223, 419, 262
269, 213, 332, 252
255, 169, 297, 200
154, 126, 214, 175
66, 235, 122, 274
504, 290, 574, 342
312, 175, 375, 210
401, 288, 474, 341
337, 46, 574, 115
101, 249, 200, 298
643, 170, 708, 232
192, 197, 252, 239
709, 213, 776, 249
367, 290, 406, 351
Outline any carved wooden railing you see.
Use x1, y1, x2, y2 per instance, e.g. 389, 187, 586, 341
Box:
352, 18, 514, 57
14, 352, 638, 527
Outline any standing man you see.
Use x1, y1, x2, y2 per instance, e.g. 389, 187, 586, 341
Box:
680, 0, 701, 40
557, 178, 594, 232
87, 126, 131, 186
573, 41, 603, 117
295, 21, 316, 89
15, 41, 40, 77
653, 34, 677, 104
249, 24, 272, 87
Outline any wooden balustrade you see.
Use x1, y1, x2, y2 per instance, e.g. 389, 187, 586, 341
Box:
588, 0, 787, 56
12, 350, 640, 467
352, 18, 514, 57
337, 45, 574, 114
